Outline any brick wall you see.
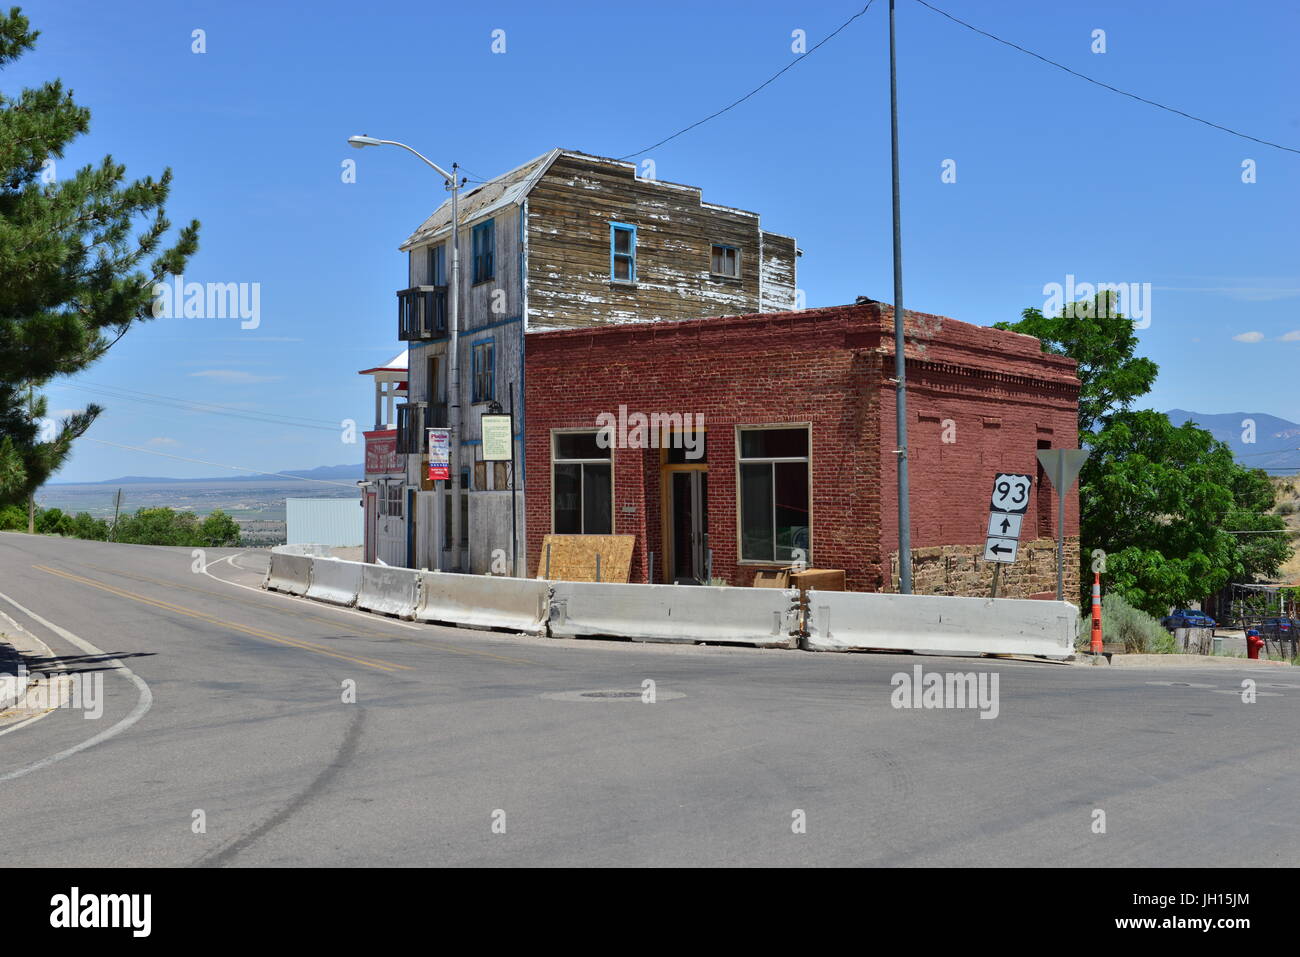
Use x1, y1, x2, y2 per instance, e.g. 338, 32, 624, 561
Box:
524, 302, 1080, 596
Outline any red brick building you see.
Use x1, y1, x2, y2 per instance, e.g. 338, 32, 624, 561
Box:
523, 302, 1081, 597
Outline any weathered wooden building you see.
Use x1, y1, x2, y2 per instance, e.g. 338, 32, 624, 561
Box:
379, 149, 799, 571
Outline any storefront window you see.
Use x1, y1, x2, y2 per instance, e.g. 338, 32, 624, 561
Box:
738, 426, 809, 562
553, 432, 612, 534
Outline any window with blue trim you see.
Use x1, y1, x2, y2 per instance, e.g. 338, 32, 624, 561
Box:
427, 243, 446, 286
471, 340, 496, 403
472, 220, 495, 284
610, 223, 636, 282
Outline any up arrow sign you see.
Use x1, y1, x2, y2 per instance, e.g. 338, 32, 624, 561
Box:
998, 515, 1011, 534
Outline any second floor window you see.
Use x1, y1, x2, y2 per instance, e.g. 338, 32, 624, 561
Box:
472, 340, 495, 403
472, 220, 495, 284
610, 222, 636, 282
711, 243, 740, 278
427, 244, 446, 286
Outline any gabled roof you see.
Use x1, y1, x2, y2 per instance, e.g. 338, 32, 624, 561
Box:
399, 149, 562, 251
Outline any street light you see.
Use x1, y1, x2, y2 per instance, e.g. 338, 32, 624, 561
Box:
349, 133, 466, 571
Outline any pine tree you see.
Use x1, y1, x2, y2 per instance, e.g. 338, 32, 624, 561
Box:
0, 7, 199, 504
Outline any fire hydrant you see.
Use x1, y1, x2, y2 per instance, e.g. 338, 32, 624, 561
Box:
1247, 629, 1264, 660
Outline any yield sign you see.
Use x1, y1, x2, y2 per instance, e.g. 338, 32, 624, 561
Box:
1036, 448, 1089, 493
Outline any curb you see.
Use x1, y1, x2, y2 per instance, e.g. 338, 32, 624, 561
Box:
0, 609, 57, 713
1071, 651, 1291, 670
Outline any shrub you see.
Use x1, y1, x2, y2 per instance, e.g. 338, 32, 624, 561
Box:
1102, 591, 1173, 653
34, 507, 71, 535
111, 507, 241, 547
0, 503, 27, 530
113, 507, 200, 546
67, 512, 109, 541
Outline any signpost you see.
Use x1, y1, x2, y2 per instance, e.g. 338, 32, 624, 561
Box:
985, 472, 1032, 597
1036, 448, 1090, 601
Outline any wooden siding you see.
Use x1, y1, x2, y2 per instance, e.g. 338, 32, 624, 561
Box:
524, 153, 796, 330
759, 231, 798, 311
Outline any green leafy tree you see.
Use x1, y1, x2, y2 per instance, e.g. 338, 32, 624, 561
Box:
114, 507, 200, 546
198, 510, 241, 547
994, 292, 1158, 439
67, 510, 108, 540
0, 7, 199, 505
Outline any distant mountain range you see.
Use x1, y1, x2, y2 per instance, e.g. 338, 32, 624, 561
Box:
1166, 410, 1300, 473
52, 464, 363, 486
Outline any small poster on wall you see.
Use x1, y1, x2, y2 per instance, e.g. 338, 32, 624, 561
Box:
427, 428, 450, 481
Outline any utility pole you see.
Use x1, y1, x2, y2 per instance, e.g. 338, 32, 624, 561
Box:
345, 136, 466, 571
447, 164, 463, 571
889, 0, 913, 594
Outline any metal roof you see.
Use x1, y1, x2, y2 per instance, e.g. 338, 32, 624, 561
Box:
399, 149, 562, 251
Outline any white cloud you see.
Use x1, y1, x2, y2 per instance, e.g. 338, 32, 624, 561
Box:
188, 370, 279, 384
1232, 331, 1265, 343
1279, 331, 1300, 341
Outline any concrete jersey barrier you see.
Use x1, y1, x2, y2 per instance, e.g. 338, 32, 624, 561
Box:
416, 572, 549, 635
803, 589, 1077, 658
306, 558, 364, 607
265, 551, 313, 597
549, 581, 800, 647
357, 565, 420, 619
272, 543, 333, 558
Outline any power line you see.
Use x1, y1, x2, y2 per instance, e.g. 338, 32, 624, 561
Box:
60, 383, 342, 433
78, 380, 339, 426
912, 0, 1300, 156
78, 438, 360, 488
617, 1, 878, 160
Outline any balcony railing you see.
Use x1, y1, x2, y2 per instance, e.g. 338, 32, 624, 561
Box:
395, 401, 449, 454
397, 285, 448, 341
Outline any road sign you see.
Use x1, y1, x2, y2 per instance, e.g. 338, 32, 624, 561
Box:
987, 511, 1023, 539
983, 537, 1019, 563
990, 473, 1033, 514
1036, 448, 1089, 494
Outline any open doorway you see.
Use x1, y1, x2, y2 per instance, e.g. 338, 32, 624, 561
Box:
669, 470, 709, 583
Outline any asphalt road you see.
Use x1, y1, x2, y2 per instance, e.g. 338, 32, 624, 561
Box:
1, 531, 1296, 867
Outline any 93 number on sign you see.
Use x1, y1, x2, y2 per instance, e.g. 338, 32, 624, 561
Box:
991, 473, 1032, 514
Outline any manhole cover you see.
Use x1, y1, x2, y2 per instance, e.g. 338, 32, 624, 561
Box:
540, 689, 686, 703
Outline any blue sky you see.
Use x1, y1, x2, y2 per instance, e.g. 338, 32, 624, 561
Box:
9, 0, 1298, 482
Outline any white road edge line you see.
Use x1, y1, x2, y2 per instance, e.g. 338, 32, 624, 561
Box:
0, 588, 153, 783
200, 553, 421, 631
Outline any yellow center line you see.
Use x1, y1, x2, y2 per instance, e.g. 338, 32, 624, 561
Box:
32, 564, 411, 673
79, 559, 541, 667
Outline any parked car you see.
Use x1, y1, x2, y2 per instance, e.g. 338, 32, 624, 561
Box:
1258, 617, 1296, 640
1160, 609, 1216, 630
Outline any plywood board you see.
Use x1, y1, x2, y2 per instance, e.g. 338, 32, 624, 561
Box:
537, 534, 635, 583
